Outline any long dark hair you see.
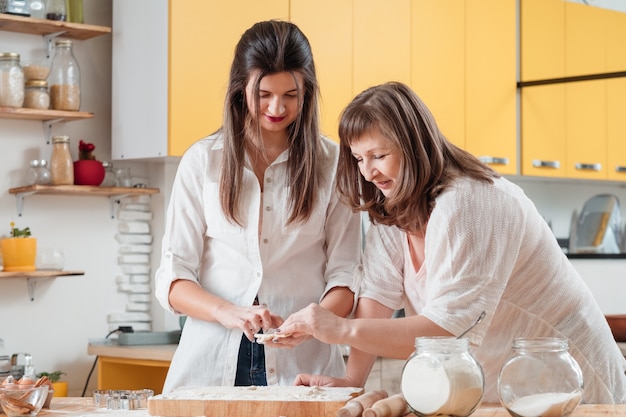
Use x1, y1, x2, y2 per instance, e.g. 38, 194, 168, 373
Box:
336, 82, 499, 233
219, 20, 321, 225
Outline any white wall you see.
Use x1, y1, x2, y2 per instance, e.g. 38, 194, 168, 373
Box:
1, 1, 625, 399
0, 1, 154, 396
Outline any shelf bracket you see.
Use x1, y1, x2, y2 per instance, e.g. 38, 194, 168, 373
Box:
15, 191, 36, 217
27, 278, 37, 301
43, 118, 64, 144
108, 194, 129, 219
43, 31, 68, 59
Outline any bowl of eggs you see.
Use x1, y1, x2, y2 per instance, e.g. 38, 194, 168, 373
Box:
0, 375, 53, 416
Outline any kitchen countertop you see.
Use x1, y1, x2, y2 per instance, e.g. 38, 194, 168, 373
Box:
87, 341, 626, 361
87, 343, 176, 361
38, 397, 626, 417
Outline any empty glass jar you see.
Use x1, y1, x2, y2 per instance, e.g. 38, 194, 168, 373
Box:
498, 337, 583, 417
25, 159, 51, 185
401, 337, 484, 417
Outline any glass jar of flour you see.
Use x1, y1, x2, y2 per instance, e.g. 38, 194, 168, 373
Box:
401, 336, 484, 417
498, 337, 583, 417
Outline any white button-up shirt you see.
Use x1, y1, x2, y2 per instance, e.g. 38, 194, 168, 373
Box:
155, 133, 361, 392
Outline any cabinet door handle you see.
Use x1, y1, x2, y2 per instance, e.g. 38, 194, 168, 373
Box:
532, 160, 560, 169
574, 163, 601, 171
615, 166, 626, 173
478, 156, 509, 165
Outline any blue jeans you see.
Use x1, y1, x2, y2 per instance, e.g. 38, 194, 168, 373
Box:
234, 333, 267, 386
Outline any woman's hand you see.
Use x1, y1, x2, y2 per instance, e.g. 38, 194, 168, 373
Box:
277, 303, 348, 345
215, 303, 283, 342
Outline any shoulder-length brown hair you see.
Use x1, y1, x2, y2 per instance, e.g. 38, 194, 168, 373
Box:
219, 20, 321, 226
336, 82, 499, 234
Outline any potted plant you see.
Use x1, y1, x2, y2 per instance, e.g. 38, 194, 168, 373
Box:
1, 222, 37, 272
37, 371, 67, 397
73, 139, 105, 186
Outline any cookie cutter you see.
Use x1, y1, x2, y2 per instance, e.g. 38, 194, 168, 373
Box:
93, 388, 154, 410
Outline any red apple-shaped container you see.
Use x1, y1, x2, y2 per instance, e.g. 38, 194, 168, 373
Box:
73, 159, 105, 186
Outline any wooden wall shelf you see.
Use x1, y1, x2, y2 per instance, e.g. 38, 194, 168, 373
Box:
0, 14, 111, 40
0, 270, 85, 301
0, 107, 94, 122
8, 185, 160, 218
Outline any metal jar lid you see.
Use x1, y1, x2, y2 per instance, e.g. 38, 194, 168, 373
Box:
25, 80, 48, 88
51, 135, 70, 143
0, 52, 20, 60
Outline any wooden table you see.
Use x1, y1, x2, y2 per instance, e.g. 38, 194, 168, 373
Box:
38, 397, 626, 417
87, 343, 176, 395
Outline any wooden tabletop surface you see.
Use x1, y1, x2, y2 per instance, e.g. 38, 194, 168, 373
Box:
38, 397, 626, 417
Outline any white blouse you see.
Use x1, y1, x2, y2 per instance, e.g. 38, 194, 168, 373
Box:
155, 133, 362, 392
359, 177, 626, 404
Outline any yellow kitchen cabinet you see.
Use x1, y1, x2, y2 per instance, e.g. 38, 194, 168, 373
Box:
290, 0, 352, 141
607, 78, 626, 181
565, 80, 606, 180
521, 84, 566, 178
520, 0, 565, 82
112, 0, 288, 159
564, 2, 607, 78
411, 0, 465, 149
353, 0, 411, 97
606, 10, 626, 72
295, 0, 410, 142
465, 0, 517, 175
412, 0, 516, 174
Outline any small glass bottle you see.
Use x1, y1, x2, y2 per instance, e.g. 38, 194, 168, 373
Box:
46, 0, 67, 21
49, 39, 81, 111
0, 52, 25, 107
29, 0, 47, 19
401, 337, 484, 417
498, 337, 583, 417
25, 159, 52, 185
100, 161, 117, 187
50, 135, 74, 185
23, 80, 50, 109
114, 166, 132, 187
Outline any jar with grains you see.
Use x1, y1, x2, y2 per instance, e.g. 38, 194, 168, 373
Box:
401, 336, 484, 417
0, 52, 25, 107
49, 39, 80, 111
50, 135, 74, 185
23, 80, 50, 109
25, 159, 51, 185
498, 337, 583, 417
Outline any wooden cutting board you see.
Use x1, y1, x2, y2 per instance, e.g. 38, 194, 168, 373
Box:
147, 386, 364, 417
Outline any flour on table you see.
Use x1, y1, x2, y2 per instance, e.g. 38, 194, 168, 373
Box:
158, 386, 363, 401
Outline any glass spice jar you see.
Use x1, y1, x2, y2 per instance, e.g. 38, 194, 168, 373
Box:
23, 80, 50, 109
497, 337, 583, 417
50, 135, 74, 185
49, 39, 81, 111
401, 337, 484, 417
0, 52, 25, 107
25, 159, 51, 185
100, 161, 117, 187
46, 0, 66, 21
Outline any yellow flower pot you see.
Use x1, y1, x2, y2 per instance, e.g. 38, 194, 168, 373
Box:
51, 381, 68, 397
1, 237, 37, 272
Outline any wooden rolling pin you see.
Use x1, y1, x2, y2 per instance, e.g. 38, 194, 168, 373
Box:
337, 390, 389, 417
362, 393, 410, 417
